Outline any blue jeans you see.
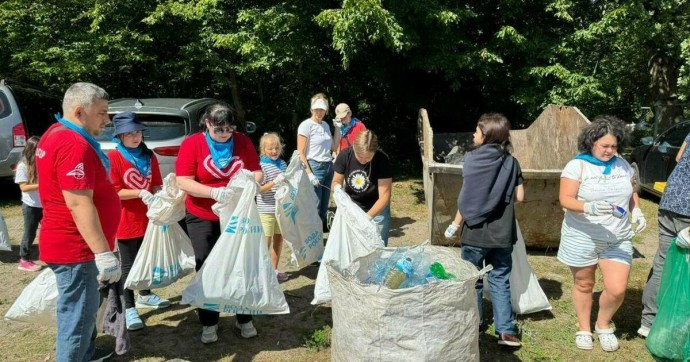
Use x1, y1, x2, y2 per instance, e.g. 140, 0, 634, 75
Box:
461, 244, 517, 335
308, 160, 334, 225
372, 204, 391, 246
49, 261, 100, 362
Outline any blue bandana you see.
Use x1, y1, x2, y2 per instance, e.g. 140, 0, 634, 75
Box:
340, 118, 359, 137
260, 155, 286, 171
113, 138, 151, 177
205, 131, 234, 169
55, 114, 110, 175
574, 153, 617, 175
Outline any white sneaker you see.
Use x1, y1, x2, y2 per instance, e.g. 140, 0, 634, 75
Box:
637, 325, 650, 338
236, 320, 258, 338
201, 325, 218, 344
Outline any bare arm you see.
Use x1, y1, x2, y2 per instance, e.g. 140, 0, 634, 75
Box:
333, 129, 342, 156
515, 184, 525, 202
559, 177, 586, 212
176, 175, 214, 199
62, 189, 111, 254
452, 210, 463, 226
367, 178, 392, 218
19, 183, 39, 192
331, 172, 345, 190
629, 176, 642, 210
677, 141, 687, 163
117, 189, 142, 200
297, 135, 313, 174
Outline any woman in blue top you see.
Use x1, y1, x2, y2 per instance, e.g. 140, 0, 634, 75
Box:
639, 130, 690, 337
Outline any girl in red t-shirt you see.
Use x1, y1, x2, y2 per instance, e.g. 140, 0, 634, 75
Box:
108, 112, 169, 331
175, 103, 262, 344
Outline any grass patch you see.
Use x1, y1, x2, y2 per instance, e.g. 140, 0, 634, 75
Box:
304, 325, 331, 352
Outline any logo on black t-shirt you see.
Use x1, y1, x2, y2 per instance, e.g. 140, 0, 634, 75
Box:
347, 169, 370, 193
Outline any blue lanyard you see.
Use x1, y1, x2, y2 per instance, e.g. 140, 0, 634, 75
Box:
113, 138, 151, 177
56, 115, 110, 175
205, 131, 234, 169
260, 156, 286, 171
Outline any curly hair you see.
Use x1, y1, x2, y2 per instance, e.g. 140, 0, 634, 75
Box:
577, 115, 630, 154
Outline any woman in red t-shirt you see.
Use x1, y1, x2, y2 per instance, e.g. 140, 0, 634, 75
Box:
175, 103, 262, 344
108, 112, 169, 331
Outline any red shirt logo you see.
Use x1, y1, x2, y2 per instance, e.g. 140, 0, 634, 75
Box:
66, 163, 85, 180
202, 155, 244, 179
123, 168, 151, 190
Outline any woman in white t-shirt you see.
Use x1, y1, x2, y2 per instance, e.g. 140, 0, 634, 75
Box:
297, 93, 336, 230
14, 136, 43, 272
558, 116, 647, 352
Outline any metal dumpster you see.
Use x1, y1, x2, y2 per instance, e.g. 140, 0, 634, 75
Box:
417, 105, 590, 248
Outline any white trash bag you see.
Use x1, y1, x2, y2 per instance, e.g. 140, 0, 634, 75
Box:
147, 173, 186, 225
481, 221, 552, 314
182, 169, 290, 315
0, 213, 11, 251
275, 151, 324, 268
312, 187, 384, 305
4, 268, 57, 325
124, 222, 196, 290
509, 221, 552, 314
327, 244, 487, 362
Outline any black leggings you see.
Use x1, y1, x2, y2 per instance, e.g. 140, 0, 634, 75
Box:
118, 237, 151, 309
186, 212, 252, 326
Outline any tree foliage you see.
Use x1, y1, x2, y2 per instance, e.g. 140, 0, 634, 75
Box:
1, 0, 689, 169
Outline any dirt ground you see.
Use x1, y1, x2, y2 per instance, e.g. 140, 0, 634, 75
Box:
0, 180, 429, 362
0, 179, 663, 361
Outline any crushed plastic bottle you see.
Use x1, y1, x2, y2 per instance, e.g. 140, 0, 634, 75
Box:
429, 262, 456, 280
383, 257, 414, 289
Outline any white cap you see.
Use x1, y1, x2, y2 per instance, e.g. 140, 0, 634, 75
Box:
311, 98, 328, 111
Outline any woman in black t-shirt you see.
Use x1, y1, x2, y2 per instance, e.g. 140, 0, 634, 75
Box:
331, 130, 392, 245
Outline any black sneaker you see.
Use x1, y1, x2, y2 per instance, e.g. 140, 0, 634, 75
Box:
90, 348, 114, 362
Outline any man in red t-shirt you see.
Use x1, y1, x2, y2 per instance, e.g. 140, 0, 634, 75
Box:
36, 82, 121, 362
333, 103, 367, 156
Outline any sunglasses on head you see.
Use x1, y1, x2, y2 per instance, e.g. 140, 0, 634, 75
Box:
211, 125, 237, 135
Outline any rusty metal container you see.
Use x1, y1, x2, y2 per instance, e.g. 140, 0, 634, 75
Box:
417, 105, 590, 248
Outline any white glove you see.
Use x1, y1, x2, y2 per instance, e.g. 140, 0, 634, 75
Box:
210, 187, 234, 203
444, 223, 460, 239
333, 184, 342, 191
583, 201, 613, 216
308, 173, 320, 186
631, 207, 647, 234
333, 118, 343, 128
273, 173, 286, 186
138, 190, 155, 206
94, 251, 121, 284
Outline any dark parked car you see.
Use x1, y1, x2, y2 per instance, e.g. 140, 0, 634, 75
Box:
98, 98, 256, 178
630, 120, 690, 196
0, 79, 61, 179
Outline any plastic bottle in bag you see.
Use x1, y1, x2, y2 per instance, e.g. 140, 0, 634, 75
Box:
429, 262, 456, 280
383, 257, 414, 289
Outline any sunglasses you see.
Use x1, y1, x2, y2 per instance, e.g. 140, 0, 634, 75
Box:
211, 125, 237, 135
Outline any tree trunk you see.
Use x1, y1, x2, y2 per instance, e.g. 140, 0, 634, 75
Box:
229, 71, 246, 123
648, 51, 682, 133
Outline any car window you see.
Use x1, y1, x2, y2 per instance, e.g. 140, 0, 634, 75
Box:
0, 90, 11, 119
97, 114, 187, 141
660, 122, 690, 147
9, 85, 61, 136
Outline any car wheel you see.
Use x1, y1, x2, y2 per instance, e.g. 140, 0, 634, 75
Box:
631, 162, 644, 195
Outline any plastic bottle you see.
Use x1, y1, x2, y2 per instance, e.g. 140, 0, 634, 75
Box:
383, 257, 414, 289
429, 262, 456, 280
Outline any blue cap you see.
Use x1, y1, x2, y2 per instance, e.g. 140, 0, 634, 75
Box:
112, 111, 146, 136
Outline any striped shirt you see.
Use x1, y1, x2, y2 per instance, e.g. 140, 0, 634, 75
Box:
256, 159, 287, 214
